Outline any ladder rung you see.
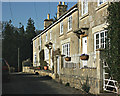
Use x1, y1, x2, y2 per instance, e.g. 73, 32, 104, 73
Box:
104, 73, 109, 75
104, 89, 117, 93
105, 85, 116, 88
103, 65, 108, 68
104, 79, 117, 82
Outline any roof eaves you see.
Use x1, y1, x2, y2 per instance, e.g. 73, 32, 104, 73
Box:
32, 3, 78, 41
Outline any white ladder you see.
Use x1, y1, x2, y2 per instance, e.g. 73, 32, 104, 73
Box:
103, 61, 118, 93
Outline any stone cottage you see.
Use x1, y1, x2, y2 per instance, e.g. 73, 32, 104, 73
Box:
32, 1, 118, 94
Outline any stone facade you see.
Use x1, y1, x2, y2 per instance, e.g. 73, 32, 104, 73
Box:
32, 1, 110, 94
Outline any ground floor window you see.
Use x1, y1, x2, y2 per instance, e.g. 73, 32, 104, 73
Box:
44, 48, 49, 60
94, 30, 107, 50
62, 43, 70, 57
34, 54, 37, 64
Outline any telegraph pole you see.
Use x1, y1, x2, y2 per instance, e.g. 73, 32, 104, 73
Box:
18, 48, 19, 72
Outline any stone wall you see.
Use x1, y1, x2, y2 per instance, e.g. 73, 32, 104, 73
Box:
32, 2, 110, 94
22, 66, 35, 73
60, 68, 102, 94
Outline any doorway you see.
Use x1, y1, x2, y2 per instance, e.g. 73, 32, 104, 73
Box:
82, 37, 87, 67
56, 56, 60, 75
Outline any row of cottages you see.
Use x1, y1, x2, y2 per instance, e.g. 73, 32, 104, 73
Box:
32, 1, 118, 94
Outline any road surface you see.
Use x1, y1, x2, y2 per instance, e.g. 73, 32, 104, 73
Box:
2, 72, 85, 95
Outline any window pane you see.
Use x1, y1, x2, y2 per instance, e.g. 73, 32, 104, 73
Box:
100, 32, 105, 48
67, 44, 68, 56
105, 32, 107, 36
96, 45, 99, 49
60, 22, 63, 34
96, 34, 99, 49
96, 40, 99, 44
46, 33, 47, 42
100, 32, 104, 38
50, 30, 52, 40
68, 43, 70, 56
82, 0, 88, 14
61, 23, 63, 33
96, 34, 99, 39
68, 16, 72, 30
101, 38, 104, 43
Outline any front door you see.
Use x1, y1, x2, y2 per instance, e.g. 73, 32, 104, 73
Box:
82, 37, 87, 54
82, 37, 87, 67
57, 56, 60, 75
50, 49, 53, 69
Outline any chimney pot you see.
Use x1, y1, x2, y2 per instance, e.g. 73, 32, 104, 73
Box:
59, 1, 62, 5
47, 14, 50, 20
63, 2, 65, 5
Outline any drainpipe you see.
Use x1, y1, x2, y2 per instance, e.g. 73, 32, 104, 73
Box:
78, 5, 80, 54
49, 49, 51, 69
78, 2, 80, 67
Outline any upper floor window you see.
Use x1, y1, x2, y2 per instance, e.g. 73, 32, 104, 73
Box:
81, 0, 88, 16
35, 40, 36, 48
62, 43, 70, 57
68, 15, 72, 31
98, 0, 106, 6
94, 30, 107, 50
50, 30, 52, 40
39, 36, 41, 51
46, 33, 47, 42
60, 21, 63, 35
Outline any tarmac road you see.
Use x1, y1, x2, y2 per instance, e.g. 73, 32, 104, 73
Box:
2, 72, 117, 96
2, 72, 85, 95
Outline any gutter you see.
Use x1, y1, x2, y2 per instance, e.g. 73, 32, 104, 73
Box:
32, 7, 78, 41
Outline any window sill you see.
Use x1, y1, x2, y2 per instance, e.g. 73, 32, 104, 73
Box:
59, 33, 64, 37
45, 59, 49, 61
67, 29, 72, 33
96, 48, 105, 51
80, 66, 97, 69
80, 13, 89, 20
96, 2, 108, 11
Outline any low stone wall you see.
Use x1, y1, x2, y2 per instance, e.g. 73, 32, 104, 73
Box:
60, 74, 101, 94
35, 70, 56, 79
22, 66, 56, 79
60, 68, 102, 94
22, 66, 35, 73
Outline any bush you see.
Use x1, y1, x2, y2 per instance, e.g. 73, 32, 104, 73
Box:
39, 49, 48, 69
10, 66, 15, 72
22, 58, 32, 67
82, 83, 90, 93
82, 76, 90, 93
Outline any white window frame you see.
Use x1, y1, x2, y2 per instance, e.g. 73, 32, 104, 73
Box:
60, 21, 63, 35
50, 30, 52, 40
45, 48, 49, 60
94, 30, 107, 51
62, 43, 70, 57
81, 0, 88, 16
34, 40, 36, 48
98, 0, 107, 6
34, 53, 37, 64
46, 32, 47, 42
39, 36, 41, 51
68, 15, 72, 31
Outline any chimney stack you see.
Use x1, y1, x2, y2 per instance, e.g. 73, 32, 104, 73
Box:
57, 1, 67, 19
44, 14, 53, 29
